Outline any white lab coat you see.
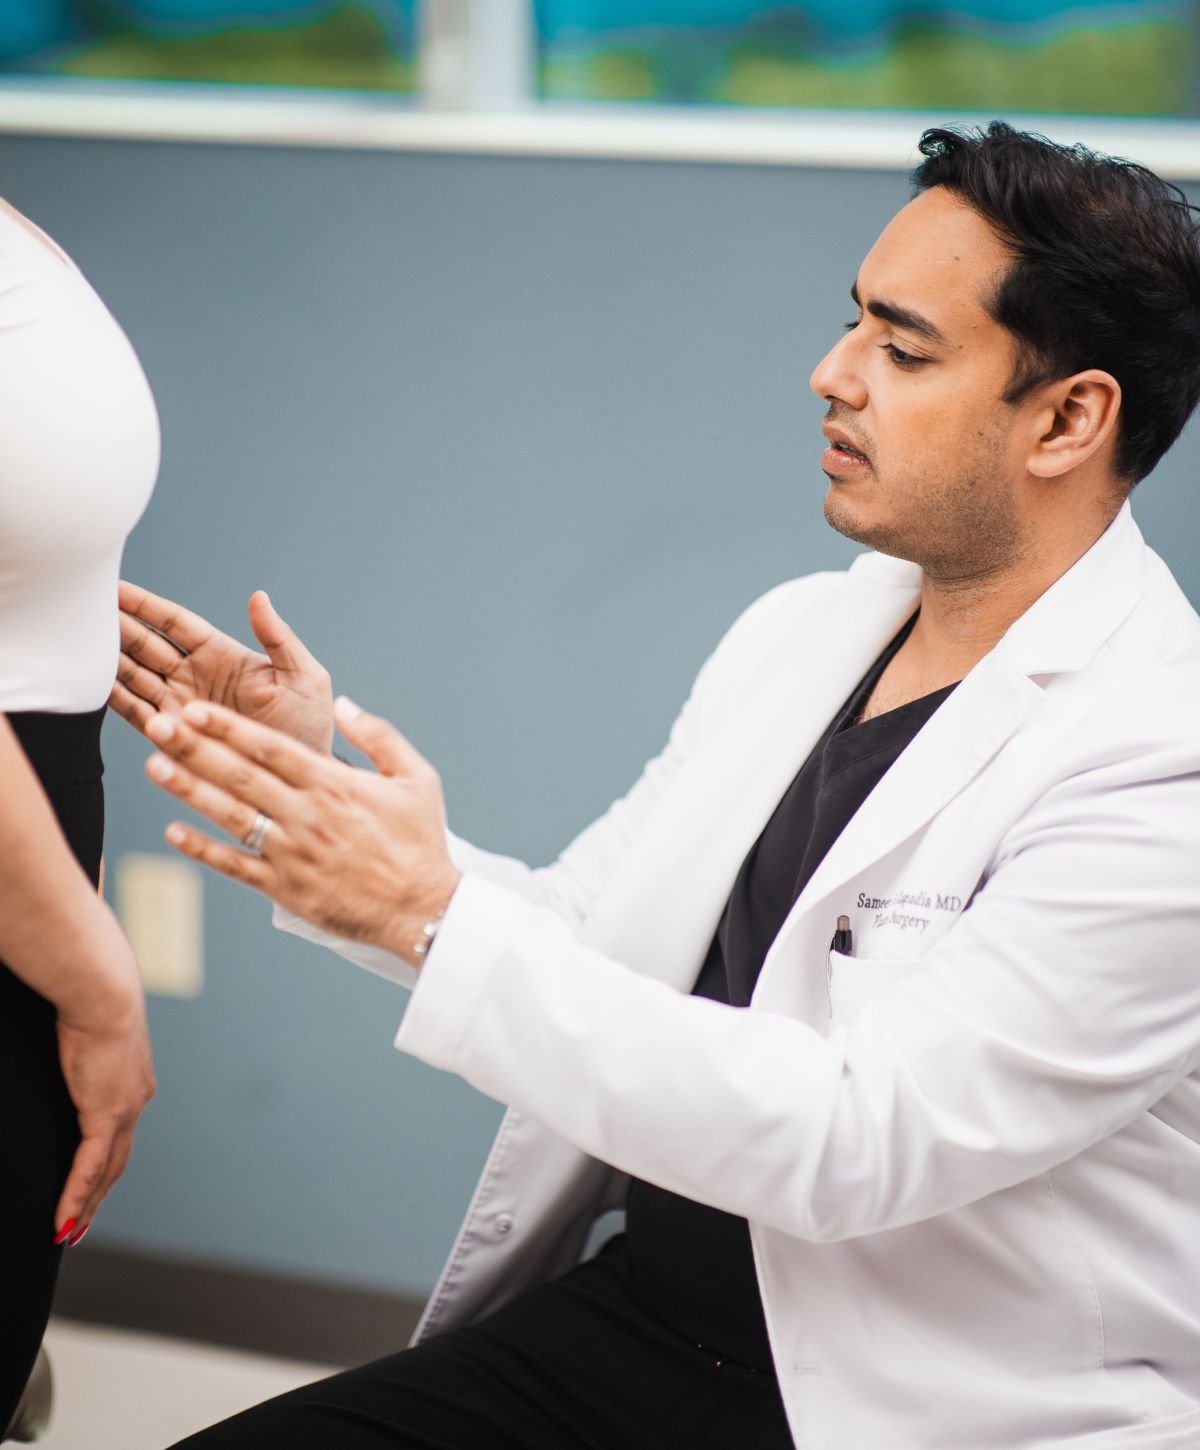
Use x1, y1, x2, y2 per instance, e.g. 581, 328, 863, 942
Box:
279, 503, 1200, 1448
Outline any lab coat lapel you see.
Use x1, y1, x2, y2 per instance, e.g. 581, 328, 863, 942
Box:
580, 563, 922, 987
753, 503, 1149, 1008
762, 648, 1042, 971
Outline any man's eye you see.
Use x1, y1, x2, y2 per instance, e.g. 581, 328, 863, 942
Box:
842, 319, 859, 332
881, 342, 928, 367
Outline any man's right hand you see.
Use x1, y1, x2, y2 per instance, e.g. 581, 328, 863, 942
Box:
110, 582, 335, 754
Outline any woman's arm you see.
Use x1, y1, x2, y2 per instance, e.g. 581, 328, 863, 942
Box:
0, 717, 155, 1242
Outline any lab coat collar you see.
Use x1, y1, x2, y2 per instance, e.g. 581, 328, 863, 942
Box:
996, 500, 1144, 676
845, 500, 1145, 678
753, 502, 1149, 1004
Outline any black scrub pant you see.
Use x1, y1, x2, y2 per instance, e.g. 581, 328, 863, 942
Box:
167, 1248, 795, 1449
0, 709, 104, 1430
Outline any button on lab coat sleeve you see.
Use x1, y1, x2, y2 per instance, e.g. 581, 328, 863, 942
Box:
394, 740, 1200, 1243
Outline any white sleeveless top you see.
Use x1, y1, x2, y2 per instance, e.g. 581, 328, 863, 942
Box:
0, 204, 160, 713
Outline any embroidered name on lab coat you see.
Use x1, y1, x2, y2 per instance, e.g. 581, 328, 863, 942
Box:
856, 888, 964, 934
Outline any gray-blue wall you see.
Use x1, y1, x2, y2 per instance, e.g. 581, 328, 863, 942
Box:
3, 132, 1196, 1299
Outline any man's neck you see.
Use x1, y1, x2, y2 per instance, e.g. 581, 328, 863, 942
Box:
856, 502, 1121, 722
909, 504, 1120, 679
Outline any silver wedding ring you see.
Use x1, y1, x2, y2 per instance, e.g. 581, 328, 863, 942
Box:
243, 811, 273, 853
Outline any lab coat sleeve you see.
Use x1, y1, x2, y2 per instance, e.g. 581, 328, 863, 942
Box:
394, 736, 1200, 1243
272, 578, 822, 989
270, 832, 550, 990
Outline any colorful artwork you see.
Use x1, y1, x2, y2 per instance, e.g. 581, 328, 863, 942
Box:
0, 1, 419, 93
0, 2, 1194, 117
536, 1, 1198, 116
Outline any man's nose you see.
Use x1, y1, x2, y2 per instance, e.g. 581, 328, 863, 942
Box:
810, 334, 866, 410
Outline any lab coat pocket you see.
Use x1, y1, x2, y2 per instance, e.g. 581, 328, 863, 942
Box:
827, 950, 918, 1027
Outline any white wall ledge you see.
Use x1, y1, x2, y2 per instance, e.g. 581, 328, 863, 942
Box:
1, 79, 1198, 177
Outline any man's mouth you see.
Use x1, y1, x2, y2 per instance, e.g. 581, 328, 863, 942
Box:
831, 441, 869, 462
822, 432, 872, 473
821, 424, 871, 469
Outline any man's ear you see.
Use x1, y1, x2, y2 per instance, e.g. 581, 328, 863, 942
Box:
1026, 370, 1122, 480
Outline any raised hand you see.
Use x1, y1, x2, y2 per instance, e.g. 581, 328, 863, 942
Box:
142, 697, 461, 965
111, 582, 334, 755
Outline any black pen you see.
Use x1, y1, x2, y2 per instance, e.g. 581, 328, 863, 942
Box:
831, 914, 854, 955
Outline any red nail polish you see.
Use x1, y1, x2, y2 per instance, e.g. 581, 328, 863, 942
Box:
53, 1217, 77, 1246
68, 1222, 91, 1248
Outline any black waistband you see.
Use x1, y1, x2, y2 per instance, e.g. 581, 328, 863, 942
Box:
7, 706, 106, 786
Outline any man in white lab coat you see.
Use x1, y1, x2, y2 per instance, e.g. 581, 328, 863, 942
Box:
122, 122, 1200, 1448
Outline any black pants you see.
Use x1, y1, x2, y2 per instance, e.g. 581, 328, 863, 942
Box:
168, 1248, 794, 1449
0, 709, 104, 1430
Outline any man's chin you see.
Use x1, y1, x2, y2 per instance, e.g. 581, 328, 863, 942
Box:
822, 485, 916, 562
823, 485, 877, 548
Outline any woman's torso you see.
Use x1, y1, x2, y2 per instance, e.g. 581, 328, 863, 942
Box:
0, 202, 160, 713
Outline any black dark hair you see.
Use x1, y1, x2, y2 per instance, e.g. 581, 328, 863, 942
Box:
912, 121, 1200, 485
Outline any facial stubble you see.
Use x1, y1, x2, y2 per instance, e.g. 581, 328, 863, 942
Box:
823, 424, 1025, 584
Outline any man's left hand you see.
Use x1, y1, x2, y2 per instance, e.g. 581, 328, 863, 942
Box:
143, 697, 462, 967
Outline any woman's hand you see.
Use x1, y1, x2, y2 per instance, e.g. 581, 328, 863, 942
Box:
111, 581, 335, 755
52, 930, 156, 1245
0, 718, 156, 1244
143, 698, 461, 965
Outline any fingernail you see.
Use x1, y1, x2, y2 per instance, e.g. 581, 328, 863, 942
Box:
183, 703, 209, 726
147, 713, 176, 742
166, 823, 186, 846
68, 1222, 91, 1248
53, 1217, 77, 1246
147, 754, 174, 782
335, 696, 361, 722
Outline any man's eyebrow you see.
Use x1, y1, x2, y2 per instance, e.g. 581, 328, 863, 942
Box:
849, 281, 947, 346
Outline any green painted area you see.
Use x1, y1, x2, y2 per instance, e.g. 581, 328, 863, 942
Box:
53, 3, 416, 93
541, 47, 660, 102
541, 18, 1194, 116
